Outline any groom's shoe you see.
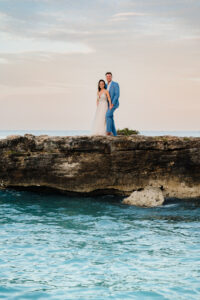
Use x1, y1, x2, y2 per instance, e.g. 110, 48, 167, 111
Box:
106, 132, 112, 136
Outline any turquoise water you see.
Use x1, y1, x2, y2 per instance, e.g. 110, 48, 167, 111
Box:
0, 189, 200, 299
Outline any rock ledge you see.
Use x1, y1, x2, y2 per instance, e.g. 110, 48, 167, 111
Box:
0, 134, 199, 199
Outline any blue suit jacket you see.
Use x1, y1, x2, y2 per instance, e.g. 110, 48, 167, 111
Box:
105, 81, 120, 108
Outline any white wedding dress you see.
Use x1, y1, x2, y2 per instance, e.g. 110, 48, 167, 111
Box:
91, 92, 108, 136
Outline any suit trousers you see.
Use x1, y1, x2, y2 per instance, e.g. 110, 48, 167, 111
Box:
106, 105, 118, 136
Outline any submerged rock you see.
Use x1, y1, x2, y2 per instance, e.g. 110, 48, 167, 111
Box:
122, 187, 164, 207
0, 134, 199, 200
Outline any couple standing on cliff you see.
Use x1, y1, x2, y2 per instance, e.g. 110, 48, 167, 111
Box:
91, 72, 120, 136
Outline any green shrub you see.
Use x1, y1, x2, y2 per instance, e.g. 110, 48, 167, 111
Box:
117, 128, 140, 136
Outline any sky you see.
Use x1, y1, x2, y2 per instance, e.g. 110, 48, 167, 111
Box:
0, 0, 200, 131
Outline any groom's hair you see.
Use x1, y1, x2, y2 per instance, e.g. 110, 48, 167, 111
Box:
105, 72, 112, 76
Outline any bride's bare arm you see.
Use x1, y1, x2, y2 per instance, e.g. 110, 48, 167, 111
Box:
106, 90, 113, 108
97, 92, 99, 105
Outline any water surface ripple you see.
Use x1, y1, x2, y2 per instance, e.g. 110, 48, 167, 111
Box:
0, 190, 200, 299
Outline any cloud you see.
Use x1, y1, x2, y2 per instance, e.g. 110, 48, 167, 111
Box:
179, 35, 200, 40
0, 11, 8, 18
1, 0, 200, 45
113, 12, 148, 17
0, 32, 94, 56
188, 77, 200, 82
110, 11, 148, 22
0, 58, 9, 64
108, 17, 129, 23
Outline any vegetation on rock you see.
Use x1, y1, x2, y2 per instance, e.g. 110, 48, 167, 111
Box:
117, 128, 139, 136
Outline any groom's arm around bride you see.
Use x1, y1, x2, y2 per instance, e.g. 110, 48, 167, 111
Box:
111, 82, 120, 107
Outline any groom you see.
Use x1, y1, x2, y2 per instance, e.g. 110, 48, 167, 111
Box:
105, 72, 120, 136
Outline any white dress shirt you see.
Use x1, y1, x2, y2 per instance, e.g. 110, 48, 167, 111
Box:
107, 81, 112, 91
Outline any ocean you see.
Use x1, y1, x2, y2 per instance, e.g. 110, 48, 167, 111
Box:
0, 130, 199, 299
0, 129, 200, 139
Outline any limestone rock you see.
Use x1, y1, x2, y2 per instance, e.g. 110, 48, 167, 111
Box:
0, 134, 199, 199
122, 187, 165, 207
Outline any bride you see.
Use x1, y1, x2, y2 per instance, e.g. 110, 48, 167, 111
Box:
91, 79, 112, 136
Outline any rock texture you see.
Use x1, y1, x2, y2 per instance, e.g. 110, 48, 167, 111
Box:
0, 134, 199, 199
122, 187, 165, 207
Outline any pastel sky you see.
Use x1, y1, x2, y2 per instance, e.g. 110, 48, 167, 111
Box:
0, 0, 200, 131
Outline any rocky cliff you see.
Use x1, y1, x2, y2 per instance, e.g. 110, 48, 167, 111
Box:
0, 134, 199, 199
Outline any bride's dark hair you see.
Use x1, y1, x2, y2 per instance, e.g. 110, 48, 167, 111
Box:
98, 79, 106, 92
